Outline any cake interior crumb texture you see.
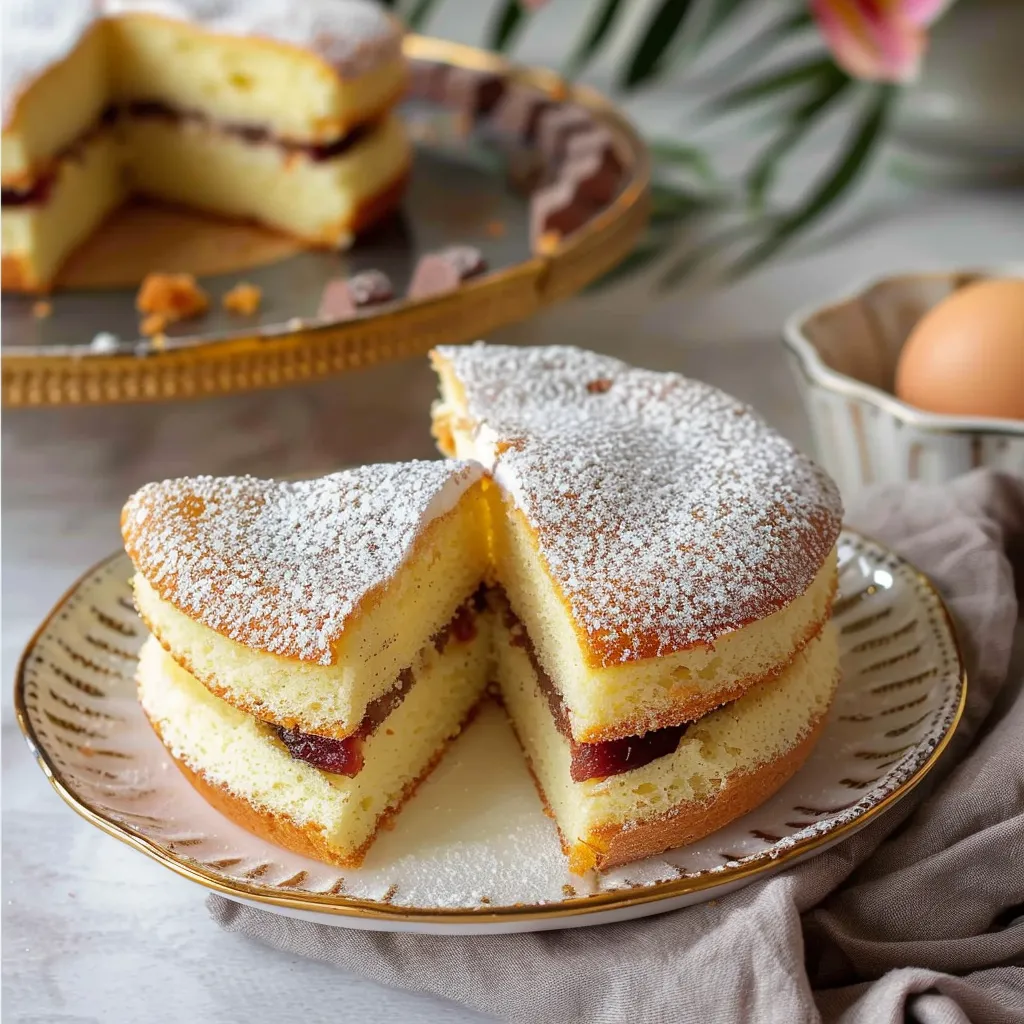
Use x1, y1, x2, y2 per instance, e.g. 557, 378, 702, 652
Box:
2, 0, 409, 290
138, 624, 490, 866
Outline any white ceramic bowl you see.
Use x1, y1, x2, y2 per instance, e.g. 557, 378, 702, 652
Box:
783, 269, 1024, 500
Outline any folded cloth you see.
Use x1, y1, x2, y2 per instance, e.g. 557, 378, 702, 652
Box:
209, 470, 1024, 1024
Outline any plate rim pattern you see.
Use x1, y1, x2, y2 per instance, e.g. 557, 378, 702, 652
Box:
14, 529, 967, 925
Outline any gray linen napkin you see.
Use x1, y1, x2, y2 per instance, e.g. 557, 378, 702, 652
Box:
209, 470, 1024, 1024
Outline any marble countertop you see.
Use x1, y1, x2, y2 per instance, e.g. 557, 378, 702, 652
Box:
4, 5, 1024, 1019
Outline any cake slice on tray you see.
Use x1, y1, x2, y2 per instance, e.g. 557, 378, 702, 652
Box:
123, 462, 491, 867
430, 343, 843, 872
3, 0, 410, 292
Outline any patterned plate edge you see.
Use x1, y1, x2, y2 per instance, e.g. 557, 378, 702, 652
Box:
14, 529, 967, 924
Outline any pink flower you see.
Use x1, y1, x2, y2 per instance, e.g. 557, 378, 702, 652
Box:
810, 0, 953, 82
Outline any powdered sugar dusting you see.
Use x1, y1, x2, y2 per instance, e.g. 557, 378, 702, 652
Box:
438, 343, 843, 665
121, 460, 481, 664
3, 0, 400, 123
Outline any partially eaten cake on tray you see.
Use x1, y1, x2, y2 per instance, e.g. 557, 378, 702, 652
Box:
2, 0, 410, 292
122, 343, 843, 873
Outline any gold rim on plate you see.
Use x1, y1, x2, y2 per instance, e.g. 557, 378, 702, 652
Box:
2, 35, 651, 409
14, 529, 966, 925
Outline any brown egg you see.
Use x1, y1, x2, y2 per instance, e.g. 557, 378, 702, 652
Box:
895, 278, 1024, 420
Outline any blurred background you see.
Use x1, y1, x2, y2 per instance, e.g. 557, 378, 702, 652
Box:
3, 3, 1023, 1017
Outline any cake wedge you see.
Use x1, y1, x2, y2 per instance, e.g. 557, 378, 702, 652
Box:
430, 342, 843, 871
123, 461, 492, 866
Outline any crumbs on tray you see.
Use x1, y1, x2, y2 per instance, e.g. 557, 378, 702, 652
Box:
136, 272, 209, 335
223, 282, 262, 316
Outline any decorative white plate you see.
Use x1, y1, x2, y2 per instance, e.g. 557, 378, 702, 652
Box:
16, 531, 965, 934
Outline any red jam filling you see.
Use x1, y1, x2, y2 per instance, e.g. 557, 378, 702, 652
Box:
275, 590, 483, 776
498, 593, 688, 782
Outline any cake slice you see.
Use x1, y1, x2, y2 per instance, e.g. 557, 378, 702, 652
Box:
123, 461, 491, 866
495, 591, 839, 872
431, 342, 843, 871
2, 0, 410, 291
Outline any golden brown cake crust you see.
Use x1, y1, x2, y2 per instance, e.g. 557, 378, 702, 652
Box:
144, 698, 484, 869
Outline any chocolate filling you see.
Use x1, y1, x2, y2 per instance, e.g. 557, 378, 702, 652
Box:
275, 589, 484, 777
495, 592, 687, 782
1, 103, 375, 207
121, 101, 375, 161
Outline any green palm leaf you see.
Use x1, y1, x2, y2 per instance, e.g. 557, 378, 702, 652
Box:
565, 0, 627, 78
695, 0, 756, 46
705, 56, 836, 114
707, 9, 814, 80
729, 85, 897, 276
747, 70, 852, 211
658, 220, 770, 288
621, 0, 697, 90
488, 1, 526, 52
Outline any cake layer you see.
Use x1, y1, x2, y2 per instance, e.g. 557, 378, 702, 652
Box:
138, 624, 489, 867
2, 108, 409, 289
122, 109, 410, 246
107, 7, 405, 144
496, 616, 839, 874
490, 484, 835, 742
3, 1, 406, 184
272, 589, 486, 777
2, 128, 125, 292
127, 468, 490, 739
1, 18, 108, 188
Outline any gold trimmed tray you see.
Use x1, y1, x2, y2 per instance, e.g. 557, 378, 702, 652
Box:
15, 530, 965, 934
2, 36, 650, 408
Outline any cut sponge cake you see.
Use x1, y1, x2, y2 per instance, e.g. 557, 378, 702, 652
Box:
123, 461, 489, 739
431, 343, 843, 743
495, 601, 840, 873
2, 0, 409, 291
123, 343, 844, 875
138, 612, 489, 867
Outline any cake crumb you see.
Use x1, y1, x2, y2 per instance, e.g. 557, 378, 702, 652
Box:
537, 230, 562, 253
485, 219, 506, 238
150, 332, 168, 350
32, 300, 52, 319
140, 313, 168, 337
223, 282, 262, 316
136, 272, 209, 324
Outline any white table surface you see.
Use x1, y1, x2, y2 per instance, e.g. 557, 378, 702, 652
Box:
4, 6, 1024, 1021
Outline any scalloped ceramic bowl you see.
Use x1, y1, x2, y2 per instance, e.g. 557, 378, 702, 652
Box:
783, 269, 1024, 500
